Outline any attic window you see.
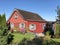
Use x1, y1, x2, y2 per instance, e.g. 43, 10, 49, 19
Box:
14, 15, 18, 19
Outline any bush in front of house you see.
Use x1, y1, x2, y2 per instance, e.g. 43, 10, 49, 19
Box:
54, 23, 60, 38
18, 37, 60, 45
18, 37, 44, 45
6, 34, 14, 44
2, 28, 9, 36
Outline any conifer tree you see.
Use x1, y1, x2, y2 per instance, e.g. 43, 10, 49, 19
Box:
56, 6, 60, 36
1, 14, 6, 27
56, 6, 60, 23
0, 15, 1, 29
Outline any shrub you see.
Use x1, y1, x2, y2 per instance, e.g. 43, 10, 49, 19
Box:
6, 34, 14, 44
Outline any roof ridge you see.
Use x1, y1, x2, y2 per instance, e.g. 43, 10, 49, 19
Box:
15, 8, 39, 15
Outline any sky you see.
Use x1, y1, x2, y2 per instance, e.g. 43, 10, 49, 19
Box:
0, 0, 60, 21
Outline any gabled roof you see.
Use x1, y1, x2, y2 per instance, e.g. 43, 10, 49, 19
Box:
7, 8, 46, 22
16, 9, 45, 21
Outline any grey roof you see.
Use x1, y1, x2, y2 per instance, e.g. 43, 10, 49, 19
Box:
16, 9, 45, 22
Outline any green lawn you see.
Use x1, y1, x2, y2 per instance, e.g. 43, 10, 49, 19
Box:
11, 32, 60, 45
52, 38, 60, 42
0, 31, 60, 45
11, 32, 35, 44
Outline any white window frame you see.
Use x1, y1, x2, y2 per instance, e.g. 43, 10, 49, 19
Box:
43, 24, 46, 30
14, 15, 18, 19
29, 24, 36, 31
19, 23, 25, 28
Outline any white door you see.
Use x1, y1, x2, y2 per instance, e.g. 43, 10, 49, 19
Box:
10, 23, 14, 29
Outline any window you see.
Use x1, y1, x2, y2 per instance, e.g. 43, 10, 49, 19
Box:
10, 23, 14, 28
43, 24, 46, 30
29, 24, 36, 31
19, 23, 25, 28
14, 15, 18, 19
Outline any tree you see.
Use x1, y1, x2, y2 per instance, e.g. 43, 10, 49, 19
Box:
56, 6, 60, 23
0, 14, 14, 45
0, 15, 2, 29
1, 14, 6, 27
56, 6, 60, 36
0, 14, 7, 35
0, 14, 6, 30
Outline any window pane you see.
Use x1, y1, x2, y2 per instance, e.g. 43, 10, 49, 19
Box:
29, 24, 36, 31
19, 23, 25, 28
14, 15, 18, 19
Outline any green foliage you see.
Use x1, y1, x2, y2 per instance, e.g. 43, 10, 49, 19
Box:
0, 28, 9, 45
0, 14, 6, 28
55, 23, 60, 38
56, 23, 59, 35
0, 13, 10, 45
56, 6, 60, 37
19, 38, 42, 45
0, 15, 2, 25
0, 13, 7, 35
0, 26, 10, 45
56, 6, 60, 20
10, 33, 34, 44
18, 37, 60, 45
0, 36, 7, 45
6, 34, 14, 44
46, 31, 50, 36
0, 29, 14, 45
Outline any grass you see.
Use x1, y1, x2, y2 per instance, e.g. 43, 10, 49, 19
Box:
11, 32, 60, 45
11, 32, 35, 44
0, 30, 60, 45
52, 38, 60, 42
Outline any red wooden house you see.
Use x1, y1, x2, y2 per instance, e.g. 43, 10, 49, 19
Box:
7, 9, 46, 33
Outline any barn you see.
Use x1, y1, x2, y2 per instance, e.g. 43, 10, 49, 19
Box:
7, 8, 46, 33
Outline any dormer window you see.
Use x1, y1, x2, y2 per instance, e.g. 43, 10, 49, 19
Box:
14, 15, 18, 19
